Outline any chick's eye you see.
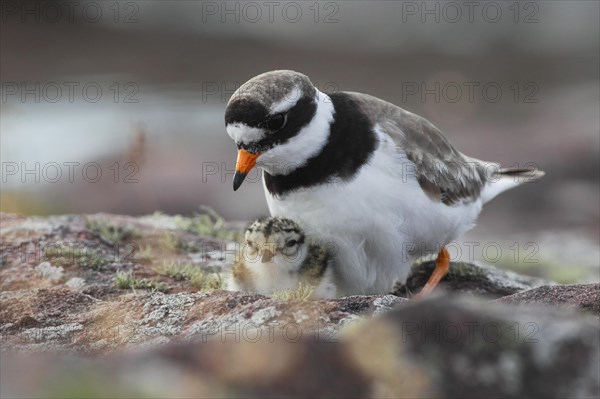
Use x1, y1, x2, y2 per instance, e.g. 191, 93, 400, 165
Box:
285, 240, 297, 248
265, 113, 286, 131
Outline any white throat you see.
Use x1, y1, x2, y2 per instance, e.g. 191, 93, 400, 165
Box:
258, 89, 335, 176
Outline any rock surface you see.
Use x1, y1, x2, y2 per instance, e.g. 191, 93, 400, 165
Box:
394, 260, 549, 299
1, 212, 599, 398
498, 283, 600, 316
0, 288, 402, 353
2, 295, 598, 398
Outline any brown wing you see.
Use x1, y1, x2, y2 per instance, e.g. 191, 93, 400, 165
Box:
349, 92, 489, 205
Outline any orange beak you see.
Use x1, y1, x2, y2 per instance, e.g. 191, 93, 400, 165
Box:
233, 149, 260, 191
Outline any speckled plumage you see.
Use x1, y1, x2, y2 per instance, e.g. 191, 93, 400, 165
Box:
227, 217, 337, 299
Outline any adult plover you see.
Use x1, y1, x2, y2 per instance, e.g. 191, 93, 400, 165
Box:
224, 70, 544, 296
227, 217, 337, 299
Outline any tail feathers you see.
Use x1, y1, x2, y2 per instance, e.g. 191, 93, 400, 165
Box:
481, 167, 545, 204
497, 167, 545, 182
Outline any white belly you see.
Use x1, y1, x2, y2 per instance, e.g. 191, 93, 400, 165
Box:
264, 147, 483, 295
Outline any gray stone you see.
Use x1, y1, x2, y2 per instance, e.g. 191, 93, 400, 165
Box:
395, 261, 549, 298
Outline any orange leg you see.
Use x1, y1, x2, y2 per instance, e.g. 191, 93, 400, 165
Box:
415, 247, 450, 298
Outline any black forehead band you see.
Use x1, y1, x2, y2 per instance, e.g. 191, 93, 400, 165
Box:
225, 99, 268, 127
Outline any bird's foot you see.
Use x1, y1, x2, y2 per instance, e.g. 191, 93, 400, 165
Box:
414, 246, 450, 299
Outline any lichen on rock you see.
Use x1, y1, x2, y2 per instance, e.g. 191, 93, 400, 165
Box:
1, 212, 598, 397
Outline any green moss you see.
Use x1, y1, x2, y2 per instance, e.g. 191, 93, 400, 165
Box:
272, 282, 314, 301
158, 232, 180, 253
86, 218, 138, 246
155, 262, 222, 290
154, 261, 191, 281
158, 232, 199, 254
136, 244, 155, 262
114, 271, 168, 292
175, 206, 241, 241
44, 244, 109, 270
190, 270, 223, 291
448, 262, 487, 279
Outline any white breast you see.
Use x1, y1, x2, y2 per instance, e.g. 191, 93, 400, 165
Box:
264, 130, 483, 295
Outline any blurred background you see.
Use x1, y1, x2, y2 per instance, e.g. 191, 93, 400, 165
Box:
1, 0, 598, 282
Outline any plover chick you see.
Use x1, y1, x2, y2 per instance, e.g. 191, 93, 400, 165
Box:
227, 217, 337, 299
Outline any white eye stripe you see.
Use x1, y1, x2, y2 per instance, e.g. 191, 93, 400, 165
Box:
270, 86, 302, 114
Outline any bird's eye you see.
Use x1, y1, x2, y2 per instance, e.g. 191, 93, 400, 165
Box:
286, 240, 297, 248
265, 113, 286, 131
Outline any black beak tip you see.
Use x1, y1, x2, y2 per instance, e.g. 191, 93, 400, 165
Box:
233, 172, 246, 191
